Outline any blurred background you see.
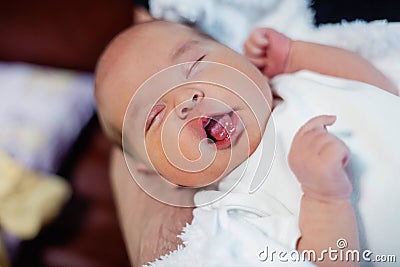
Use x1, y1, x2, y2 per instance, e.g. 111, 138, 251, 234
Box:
0, 1, 134, 266
0, 0, 398, 266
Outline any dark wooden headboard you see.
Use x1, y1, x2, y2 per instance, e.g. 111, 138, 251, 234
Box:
0, 0, 133, 71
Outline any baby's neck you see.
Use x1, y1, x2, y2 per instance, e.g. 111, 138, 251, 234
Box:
272, 94, 282, 110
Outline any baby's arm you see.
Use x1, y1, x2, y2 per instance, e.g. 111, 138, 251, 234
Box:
289, 115, 359, 267
244, 28, 398, 95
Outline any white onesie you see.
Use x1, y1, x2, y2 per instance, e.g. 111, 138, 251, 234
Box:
195, 70, 400, 266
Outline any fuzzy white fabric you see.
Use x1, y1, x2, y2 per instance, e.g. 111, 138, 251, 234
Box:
147, 1, 400, 266
148, 208, 313, 267
150, 0, 400, 92
149, 0, 315, 52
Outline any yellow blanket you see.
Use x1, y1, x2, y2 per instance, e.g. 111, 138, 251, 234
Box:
0, 150, 71, 266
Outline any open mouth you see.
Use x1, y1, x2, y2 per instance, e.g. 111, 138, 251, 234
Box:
201, 111, 241, 149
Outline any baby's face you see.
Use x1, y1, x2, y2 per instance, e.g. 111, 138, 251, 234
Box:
97, 21, 273, 187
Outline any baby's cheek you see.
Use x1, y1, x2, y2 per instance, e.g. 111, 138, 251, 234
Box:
157, 121, 203, 165
145, 121, 240, 187
178, 127, 203, 161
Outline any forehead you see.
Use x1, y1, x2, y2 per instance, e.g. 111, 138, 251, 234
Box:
116, 22, 214, 95
132, 21, 202, 54
96, 21, 210, 140
119, 22, 211, 107
117, 21, 207, 85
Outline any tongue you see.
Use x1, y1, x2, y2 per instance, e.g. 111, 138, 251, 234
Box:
208, 114, 233, 141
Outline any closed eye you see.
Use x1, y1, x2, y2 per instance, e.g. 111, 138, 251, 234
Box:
186, 55, 206, 79
145, 104, 166, 132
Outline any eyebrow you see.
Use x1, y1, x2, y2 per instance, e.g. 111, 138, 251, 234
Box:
171, 40, 200, 61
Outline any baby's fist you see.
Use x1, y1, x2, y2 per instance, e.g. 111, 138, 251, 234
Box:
288, 115, 352, 200
243, 28, 292, 78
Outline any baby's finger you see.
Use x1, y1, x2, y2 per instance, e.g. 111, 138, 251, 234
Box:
247, 56, 266, 68
334, 138, 350, 167
243, 41, 265, 58
298, 115, 337, 135
321, 137, 350, 167
248, 28, 269, 47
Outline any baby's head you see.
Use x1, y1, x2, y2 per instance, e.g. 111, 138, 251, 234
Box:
95, 20, 273, 188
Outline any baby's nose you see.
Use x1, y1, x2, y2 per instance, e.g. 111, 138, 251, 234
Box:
174, 88, 204, 119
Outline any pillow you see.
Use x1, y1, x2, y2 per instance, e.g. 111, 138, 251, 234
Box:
0, 61, 95, 173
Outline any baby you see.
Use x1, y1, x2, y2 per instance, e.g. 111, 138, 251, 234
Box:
95, 20, 398, 266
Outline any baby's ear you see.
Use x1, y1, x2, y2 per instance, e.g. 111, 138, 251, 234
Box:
132, 161, 157, 175
123, 150, 157, 175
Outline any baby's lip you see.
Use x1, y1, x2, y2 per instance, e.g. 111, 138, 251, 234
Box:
145, 103, 166, 132
200, 110, 243, 149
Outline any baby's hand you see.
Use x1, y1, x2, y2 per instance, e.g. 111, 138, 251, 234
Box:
243, 28, 292, 78
288, 115, 352, 200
